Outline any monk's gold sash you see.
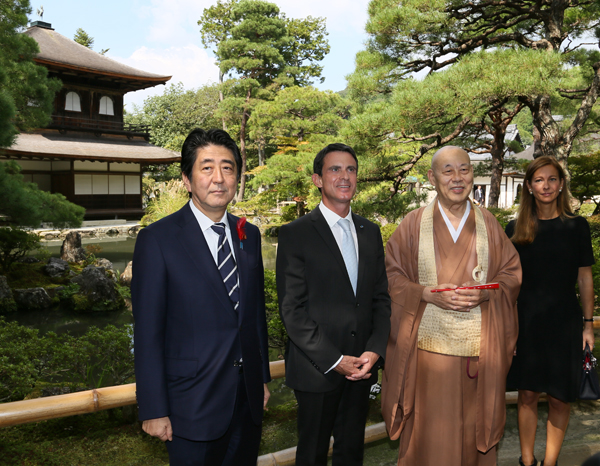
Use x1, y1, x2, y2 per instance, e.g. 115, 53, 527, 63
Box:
417, 200, 489, 357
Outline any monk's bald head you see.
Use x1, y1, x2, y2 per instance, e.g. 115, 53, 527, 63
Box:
431, 146, 471, 173
428, 146, 474, 209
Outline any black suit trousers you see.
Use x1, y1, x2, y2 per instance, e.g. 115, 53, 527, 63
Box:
166, 372, 261, 466
294, 380, 372, 466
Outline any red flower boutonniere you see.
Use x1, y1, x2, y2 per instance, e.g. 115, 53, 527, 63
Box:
237, 217, 247, 249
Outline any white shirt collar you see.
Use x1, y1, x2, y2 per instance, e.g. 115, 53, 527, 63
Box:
318, 201, 353, 228
188, 200, 229, 232
438, 200, 470, 243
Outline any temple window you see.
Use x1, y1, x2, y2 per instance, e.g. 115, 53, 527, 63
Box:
65, 91, 81, 112
99, 96, 114, 116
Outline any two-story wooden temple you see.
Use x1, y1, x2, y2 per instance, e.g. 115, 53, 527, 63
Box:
0, 21, 180, 220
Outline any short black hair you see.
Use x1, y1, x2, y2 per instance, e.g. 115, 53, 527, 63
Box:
181, 128, 242, 181
313, 143, 358, 177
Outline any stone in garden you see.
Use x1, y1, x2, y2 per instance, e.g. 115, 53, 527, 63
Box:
95, 258, 113, 270
13, 287, 52, 310
44, 257, 70, 277
70, 265, 121, 310
120, 261, 133, 286
60, 232, 87, 263
18, 256, 40, 264
0, 276, 16, 312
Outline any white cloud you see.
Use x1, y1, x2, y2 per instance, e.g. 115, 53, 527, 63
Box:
273, 0, 369, 33
143, 0, 214, 45
115, 44, 219, 109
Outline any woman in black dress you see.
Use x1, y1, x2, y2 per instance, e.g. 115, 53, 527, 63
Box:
506, 156, 595, 466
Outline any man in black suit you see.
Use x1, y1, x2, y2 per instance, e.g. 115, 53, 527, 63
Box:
132, 128, 271, 466
276, 143, 391, 466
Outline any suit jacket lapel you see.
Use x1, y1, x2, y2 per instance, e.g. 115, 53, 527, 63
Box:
353, 213, 366, 296
175, 204, 238, 320
310, 207, 357, 296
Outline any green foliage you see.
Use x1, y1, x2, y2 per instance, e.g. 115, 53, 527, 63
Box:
141, 179, 189, 226
348, 0, 600, 205
0, 318, 135, 402
380, 223, 397, 248
264, 269, 286, 354
125, 83, 221, 152
73, 28, 93, 48
588, 215, 600, 311
487, 207, 515, 230
241, 138, 326, 217
0, 0, 62, 148
116, 283, 131, 300
473, 157, 529, 178
0, 161, 85, 228
0, 226, 41, 273
1, 410, 168, 465
353, 183, 427, 224
570, 151, 600, 215
199, 0, 330, 200
251, 86, 350, 143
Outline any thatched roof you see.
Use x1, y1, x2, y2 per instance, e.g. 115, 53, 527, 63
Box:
1, 132, 180, 164
25, 23, 171, 92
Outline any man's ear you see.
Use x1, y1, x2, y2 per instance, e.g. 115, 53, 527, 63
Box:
426, 169, 435, 187
182, 173, 192, 193
312, 173, 322, 189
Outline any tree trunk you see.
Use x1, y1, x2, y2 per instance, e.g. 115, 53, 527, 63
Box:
487, 143, 505, 209
485, 103, 523, 208
236, 89, 251, 202
219, 70, 227, 131
258, 138, 265, 166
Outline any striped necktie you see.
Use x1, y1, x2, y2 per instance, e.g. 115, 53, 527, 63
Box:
211, 223, 239, 311
338, 218, 358, 295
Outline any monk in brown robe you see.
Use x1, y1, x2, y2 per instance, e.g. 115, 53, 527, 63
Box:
382, 146, 522, 465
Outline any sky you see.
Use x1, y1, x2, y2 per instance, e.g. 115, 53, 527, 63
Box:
28, 0, 371, 111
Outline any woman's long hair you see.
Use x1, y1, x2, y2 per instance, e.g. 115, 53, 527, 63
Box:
510, 156, 573, 245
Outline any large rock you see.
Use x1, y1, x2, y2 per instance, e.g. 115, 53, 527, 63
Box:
120, 261, 133, 286
13, 287, 52, 311
60, 232, 87, 263
0, 276, 16, 312
44, 257, 70, 278
70, 265, 121, 310
95, 258, 113, 270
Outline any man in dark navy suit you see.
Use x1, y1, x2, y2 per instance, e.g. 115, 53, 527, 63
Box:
276, 143, 391, 466
132, 128, 271, 465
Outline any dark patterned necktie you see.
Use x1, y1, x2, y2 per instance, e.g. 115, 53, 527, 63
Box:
211, 223, 239, 311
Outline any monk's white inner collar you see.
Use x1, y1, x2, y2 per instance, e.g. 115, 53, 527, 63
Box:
438, 200, 471, 243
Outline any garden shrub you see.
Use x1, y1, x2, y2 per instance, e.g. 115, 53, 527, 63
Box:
0, 227, 41, 273
0, 318, 134, 402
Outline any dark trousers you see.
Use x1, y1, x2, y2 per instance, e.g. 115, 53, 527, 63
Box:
294, 381, 371, 466
166, 373, 261, 466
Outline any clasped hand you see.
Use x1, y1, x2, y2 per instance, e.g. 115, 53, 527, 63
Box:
334, 351, 379, 381
423, 280, 490, 312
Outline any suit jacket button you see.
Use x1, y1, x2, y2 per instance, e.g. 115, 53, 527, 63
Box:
356, 303, 360, 307
351, 331, 356, 337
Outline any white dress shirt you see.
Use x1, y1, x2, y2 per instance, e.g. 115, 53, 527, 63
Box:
318, 201, 358, 373
318, 202, 359, 262
188, 200, 237, 264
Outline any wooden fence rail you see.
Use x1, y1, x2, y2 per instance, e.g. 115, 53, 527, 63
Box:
0, 360, 285, 428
